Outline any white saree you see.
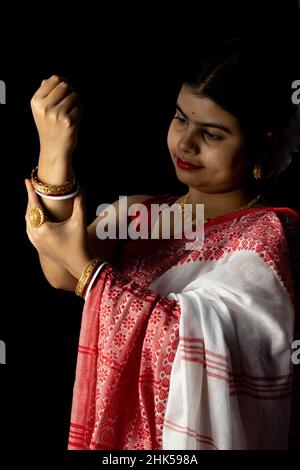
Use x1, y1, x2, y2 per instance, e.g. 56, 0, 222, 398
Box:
148, 207, 298, 450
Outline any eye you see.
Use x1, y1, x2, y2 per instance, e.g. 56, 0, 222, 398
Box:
174, 114, 187, 124
203, 130, 222, 141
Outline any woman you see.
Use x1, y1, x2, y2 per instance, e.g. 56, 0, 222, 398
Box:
25, 39, 300, 450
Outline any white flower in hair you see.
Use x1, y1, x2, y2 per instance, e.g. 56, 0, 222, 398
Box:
266, 104, 300, 177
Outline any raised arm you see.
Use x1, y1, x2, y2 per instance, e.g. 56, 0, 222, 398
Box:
29, 76, 154, 291
30, 75, 82, 289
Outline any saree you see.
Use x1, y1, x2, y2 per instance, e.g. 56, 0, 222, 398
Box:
68, 195, 300, 450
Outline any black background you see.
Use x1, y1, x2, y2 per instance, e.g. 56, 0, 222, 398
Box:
1, 1, 300, 466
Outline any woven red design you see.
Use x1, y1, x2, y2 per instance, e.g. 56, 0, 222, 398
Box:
68, 265, 180, 450
68, 194, 300, 450
118, 206, 299, 301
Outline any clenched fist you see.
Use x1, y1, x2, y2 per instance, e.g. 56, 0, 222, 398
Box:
30, 75, 82, 161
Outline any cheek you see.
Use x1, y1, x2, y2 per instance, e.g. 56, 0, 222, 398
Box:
204, 144, 248, 181
219, 158, 249, 187
167, 122, 177, 151
219, 140, 248, 170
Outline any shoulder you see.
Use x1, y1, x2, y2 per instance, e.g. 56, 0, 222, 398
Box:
87, 194, 153, 230
231, 208, 291, 246
90, 194, 173, 226
209, 206, 299, 239
202, 208, 295, 299
205, 208, 291, 268
271, 207, 300, 230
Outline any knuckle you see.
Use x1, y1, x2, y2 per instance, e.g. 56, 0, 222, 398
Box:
67, 116, 76, 126
30, 95, 38, 108
32, 98, 47, 114
37, 224, 47, 235
63, 120, 72, 128
60, 114, 73, 127
50, 74, 61, 82
48, 109, 58, 121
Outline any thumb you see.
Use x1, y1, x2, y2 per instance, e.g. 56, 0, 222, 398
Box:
25, 178, 43, 208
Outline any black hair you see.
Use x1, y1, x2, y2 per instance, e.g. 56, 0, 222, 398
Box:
181, 37, 295, 169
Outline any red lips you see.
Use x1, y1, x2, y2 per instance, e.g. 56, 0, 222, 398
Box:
176, 157, 202, 170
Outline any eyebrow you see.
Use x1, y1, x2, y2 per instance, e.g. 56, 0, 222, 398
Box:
176, 103, 232, 134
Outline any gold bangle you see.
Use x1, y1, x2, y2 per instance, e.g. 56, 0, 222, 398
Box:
75, 258, 102, 298
31, 166, 76, 195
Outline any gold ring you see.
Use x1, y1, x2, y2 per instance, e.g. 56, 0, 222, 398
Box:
29, 206, 47, 228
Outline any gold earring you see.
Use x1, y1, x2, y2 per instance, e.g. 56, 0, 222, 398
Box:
253, 164, 263, 180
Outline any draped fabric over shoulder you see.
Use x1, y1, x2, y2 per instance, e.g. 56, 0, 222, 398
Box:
68, 194, 300, 450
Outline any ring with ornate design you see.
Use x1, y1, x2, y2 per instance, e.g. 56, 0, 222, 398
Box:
29, 206, 47, 228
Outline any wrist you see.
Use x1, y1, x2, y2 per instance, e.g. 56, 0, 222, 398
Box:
37, 156, 73, 186
74, 257, 105, 298
39, 148, 73, 162
68, 253, 94, 280
38, 149, 73, 179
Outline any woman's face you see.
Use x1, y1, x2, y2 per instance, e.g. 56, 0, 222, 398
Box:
167, 85, 251, 194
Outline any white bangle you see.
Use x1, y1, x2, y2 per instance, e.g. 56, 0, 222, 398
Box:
84, 261, 108, 301
34, 185, 80, 200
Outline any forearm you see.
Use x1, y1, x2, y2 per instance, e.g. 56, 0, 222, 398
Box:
39, 253, 78, 291
28, 75, 84, 290
37, 152, 77, 286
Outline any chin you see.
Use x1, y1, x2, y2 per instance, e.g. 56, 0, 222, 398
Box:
174, 168, 201, 185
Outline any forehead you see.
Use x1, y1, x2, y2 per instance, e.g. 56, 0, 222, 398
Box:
178, 85, 240, 131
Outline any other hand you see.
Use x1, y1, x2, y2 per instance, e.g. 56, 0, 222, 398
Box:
25, 179, 93, 280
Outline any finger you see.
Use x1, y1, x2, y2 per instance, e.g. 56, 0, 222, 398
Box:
25, 179, 42, 210
26, 226, 36, 247
45, 81, 74, 107
55, 92, 80, 114
35, 75, 65, 99
25, 219, 38, 249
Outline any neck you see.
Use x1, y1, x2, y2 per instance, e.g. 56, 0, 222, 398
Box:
187, 186, 258, 219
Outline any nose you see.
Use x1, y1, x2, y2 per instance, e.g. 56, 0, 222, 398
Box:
177, 131, 198, 155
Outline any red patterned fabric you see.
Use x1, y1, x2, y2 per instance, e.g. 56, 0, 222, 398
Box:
68, 194, 300, 450
68, 264, 180, 449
